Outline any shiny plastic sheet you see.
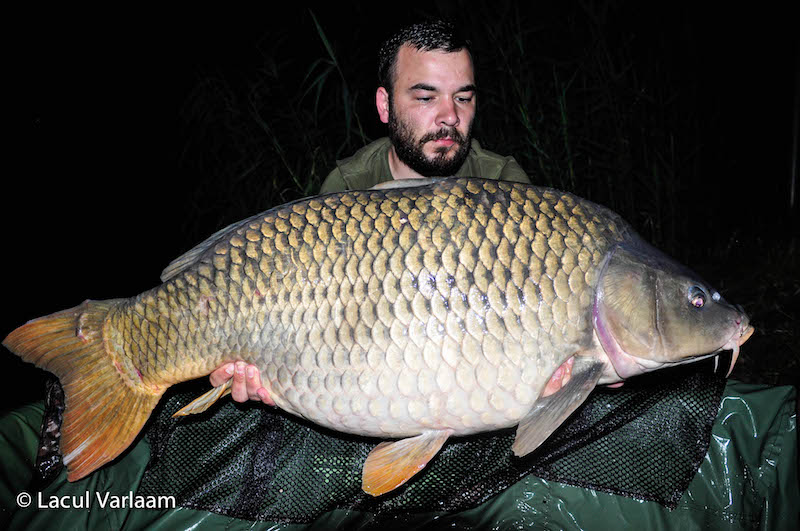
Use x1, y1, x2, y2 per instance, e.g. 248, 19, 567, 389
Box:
1, 380, 796, 530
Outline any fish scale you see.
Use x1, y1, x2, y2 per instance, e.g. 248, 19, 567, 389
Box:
106, 179, 617, 438
4, 177, 752, 495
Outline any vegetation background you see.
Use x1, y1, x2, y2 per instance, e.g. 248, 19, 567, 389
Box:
3, 2, 797, 410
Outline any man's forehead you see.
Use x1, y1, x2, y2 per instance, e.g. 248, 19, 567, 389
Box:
393, 44, 475, 90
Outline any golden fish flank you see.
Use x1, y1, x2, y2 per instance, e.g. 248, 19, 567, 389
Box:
3, 177, 752, 497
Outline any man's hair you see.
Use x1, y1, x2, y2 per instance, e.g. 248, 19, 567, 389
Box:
378, 20, 471, 93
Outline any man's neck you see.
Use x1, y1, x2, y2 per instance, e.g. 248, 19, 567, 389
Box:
387, 146, 428, 180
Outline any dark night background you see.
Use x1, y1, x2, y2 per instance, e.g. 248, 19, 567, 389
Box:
3, 3, 798, 411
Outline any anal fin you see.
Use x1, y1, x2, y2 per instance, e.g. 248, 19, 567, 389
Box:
362, 429, 452, 496
173, 379, 233, 417
512, 357, 604, 457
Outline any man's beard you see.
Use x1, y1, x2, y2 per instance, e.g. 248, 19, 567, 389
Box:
388, 106, 472, 177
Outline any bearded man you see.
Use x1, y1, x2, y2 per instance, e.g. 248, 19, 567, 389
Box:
320, 19, 529, 191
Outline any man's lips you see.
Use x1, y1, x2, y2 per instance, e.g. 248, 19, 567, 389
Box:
429, 138, 457, 150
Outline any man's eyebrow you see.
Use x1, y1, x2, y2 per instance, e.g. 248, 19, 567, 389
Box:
408, 83, 477, 93
409, 83, 438, 91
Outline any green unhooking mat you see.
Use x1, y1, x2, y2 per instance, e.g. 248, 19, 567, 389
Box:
0, 379, 796, 530
138, 369, 727, 519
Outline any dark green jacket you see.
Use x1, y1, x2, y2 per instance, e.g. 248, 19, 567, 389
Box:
319, 137, 529, 193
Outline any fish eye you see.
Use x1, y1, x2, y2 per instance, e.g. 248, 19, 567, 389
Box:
688, 286, 706, 308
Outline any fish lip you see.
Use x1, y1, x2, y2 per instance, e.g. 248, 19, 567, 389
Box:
662, 318, 752, 373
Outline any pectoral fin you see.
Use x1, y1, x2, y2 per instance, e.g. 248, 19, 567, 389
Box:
362, 429, 453, 496
512, 357, 604, 457
173, 380, 233, 417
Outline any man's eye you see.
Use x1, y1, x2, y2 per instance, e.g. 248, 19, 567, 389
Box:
417, 97, 432, 102
457, 96, 473, 103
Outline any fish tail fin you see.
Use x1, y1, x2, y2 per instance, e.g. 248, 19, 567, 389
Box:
3, 299, 165, 481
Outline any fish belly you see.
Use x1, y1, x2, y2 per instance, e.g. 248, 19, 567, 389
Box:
260, 342, 560, 438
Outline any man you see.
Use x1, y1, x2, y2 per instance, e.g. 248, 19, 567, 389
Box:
320, 19, 529, 191
210, 19, 530, 402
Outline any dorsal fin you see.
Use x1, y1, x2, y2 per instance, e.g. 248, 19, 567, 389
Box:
160, 219, 248, 282
160, 179, 450, 282
160, 190, 340, 283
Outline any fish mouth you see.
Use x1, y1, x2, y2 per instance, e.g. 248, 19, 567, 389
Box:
715, 318, 754, 377
595, 304, 755, 382
676, 317, 754, 377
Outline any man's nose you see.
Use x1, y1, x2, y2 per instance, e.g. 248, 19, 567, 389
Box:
436, 98, 459, 127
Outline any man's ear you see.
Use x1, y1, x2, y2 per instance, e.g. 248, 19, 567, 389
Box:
376, 87, 390, 124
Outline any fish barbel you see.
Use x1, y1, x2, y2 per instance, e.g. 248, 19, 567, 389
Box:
3, 178, 753, 495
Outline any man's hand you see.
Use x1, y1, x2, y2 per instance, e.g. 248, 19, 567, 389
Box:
209, 361, 275, 406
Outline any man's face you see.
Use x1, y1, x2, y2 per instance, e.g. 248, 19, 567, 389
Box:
380, 45, 476, 177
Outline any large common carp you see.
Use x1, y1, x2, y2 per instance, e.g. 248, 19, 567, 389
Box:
3, 178, 752, 496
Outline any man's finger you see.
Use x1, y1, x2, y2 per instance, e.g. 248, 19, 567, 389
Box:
257, 388, 276, 406
245, 365, 260, 399
230, 361, 248, 402
209, 361, 275, 405
244, 366, 276, 406
209, 363, 235, 387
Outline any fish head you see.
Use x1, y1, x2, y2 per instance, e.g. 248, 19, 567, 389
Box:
593, 239, 753, 381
